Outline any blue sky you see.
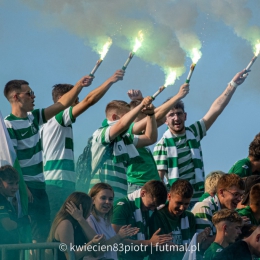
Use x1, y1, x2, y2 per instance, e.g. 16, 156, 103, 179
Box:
1, 0, 260, 175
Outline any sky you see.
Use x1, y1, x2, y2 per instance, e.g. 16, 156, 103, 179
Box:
0, 0, 260, 175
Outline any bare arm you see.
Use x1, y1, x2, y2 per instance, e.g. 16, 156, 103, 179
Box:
203, 70, 247, 131
132, 84, 189, 134
135, 105, 158, 148
44, 75, 93, 121
72, 70, 124, 118
109, 96, 153, 141
56, 220, 104, 260
158, 170, 166, 182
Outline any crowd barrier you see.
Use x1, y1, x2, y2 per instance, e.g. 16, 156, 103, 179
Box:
0, 242, 75, 260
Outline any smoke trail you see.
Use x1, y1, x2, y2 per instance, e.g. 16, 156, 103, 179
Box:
197, 0, 260, 50
19, 0, 259, 78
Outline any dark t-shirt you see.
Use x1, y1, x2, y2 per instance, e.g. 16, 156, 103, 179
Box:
0, 193, 19, 245
53, 220, 89, 260
213, 240, 251, 260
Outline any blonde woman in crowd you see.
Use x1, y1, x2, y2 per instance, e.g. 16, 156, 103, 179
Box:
87, 183, 139, 260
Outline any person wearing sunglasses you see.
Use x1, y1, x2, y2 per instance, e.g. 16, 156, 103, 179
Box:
3, 75, 93, 243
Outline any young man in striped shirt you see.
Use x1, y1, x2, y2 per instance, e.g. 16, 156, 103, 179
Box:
153, 70, 247, 207
3, 75, 92, 242
41, 70, 125, 221
88, 96, 158, 200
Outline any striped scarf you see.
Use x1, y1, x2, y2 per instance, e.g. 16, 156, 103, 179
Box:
102, 119, 143, 165
127, 189, 147, 240
160, 202, 191, 245
163, 128, 204, 190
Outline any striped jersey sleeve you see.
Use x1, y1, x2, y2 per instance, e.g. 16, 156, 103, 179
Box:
153, 137, 168, 171
55, 107, 75, 127
188, 119, 206, 142
192, 196, 219, 235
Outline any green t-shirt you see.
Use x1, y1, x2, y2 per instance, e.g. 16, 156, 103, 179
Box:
148, 203, 196, 260
127, 147, 160, 185
228, 157, 252, 177
203, 242, 223, 260
199, 192, 210, 202
112, 196, 150, 260
237, 206, 260, 225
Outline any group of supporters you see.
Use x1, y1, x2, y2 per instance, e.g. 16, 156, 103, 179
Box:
1, 67, 260, 260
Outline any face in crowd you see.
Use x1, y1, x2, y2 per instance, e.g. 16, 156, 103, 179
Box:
92, 189, 114, 217
165, 108, 187, 134
219, 185, 244, 210
167, 192, 191, 216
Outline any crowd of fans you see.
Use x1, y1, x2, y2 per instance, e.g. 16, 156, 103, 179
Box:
1, 68, 260, 260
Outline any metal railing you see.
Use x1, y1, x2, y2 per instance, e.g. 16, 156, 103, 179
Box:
0, 242, 75, 260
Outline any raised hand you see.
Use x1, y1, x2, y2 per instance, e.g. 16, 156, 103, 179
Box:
127, 89, 144, 101
141, 96, 153, 108
109, 70, 125, 83
65, 201, 84, 222
232, 69, 248, 86
177, 83, 189, 99
117, 225, 140, 239
76, 75, 94, 88
149, 228, 172, 246
141, 104, 155, 115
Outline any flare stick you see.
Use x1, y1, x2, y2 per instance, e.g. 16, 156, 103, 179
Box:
122, 52, 135, 70
185, 64, 196, 83
89, 59, 103, 76
151, 86, 166, 100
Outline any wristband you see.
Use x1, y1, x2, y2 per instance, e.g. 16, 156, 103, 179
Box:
229, 80, 238, 88
147, 113, 155, 116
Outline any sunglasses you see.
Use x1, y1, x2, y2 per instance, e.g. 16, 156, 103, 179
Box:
16, 90, 35, 97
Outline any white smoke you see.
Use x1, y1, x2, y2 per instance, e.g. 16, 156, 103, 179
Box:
19, 0, 260, 75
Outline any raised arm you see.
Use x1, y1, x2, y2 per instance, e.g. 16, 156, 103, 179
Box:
44, 75, 93, 121
202, 70, 247, 131
72, 70, 124, 118
132, 83, 189, 134
135, 104, 158, 148
109, 96, 153, 141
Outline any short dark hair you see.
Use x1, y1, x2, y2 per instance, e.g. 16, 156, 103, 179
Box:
0, 165, 19, 182
4, 80, 29, 99
52, 84, 74, 103
170, 179, 193, 198
249, 133, 260, 161
142, 180, 167, 206
105, 100, 130, 117
249, 183, 260, 206
129, 100, 142, 110
164, 99, 185, 112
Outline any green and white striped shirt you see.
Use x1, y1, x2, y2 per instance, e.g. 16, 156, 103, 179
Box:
41, 107, 76, 189
4, 109, 46, 189
192, 194, 221, 235
89, 123, 139, 200
153, 119, 206, 201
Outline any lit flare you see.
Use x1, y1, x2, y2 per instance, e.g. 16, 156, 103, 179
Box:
122, 31, 144, 70
90, 38, 113, 76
